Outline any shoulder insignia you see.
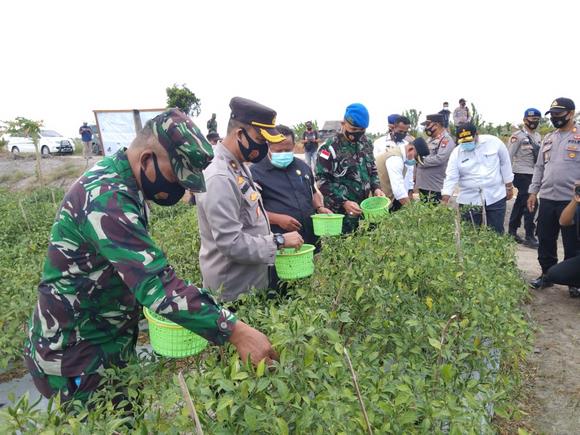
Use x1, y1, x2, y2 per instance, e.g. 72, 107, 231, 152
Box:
240, 183, 250, 194
320, 149, 331, 160
296, 169, 302, 176
229, 160, 239, 170
237, 175, 245, 185
250, 192, 258, 201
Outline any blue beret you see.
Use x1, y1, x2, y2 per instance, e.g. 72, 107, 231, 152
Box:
344, 103, 369, 129
524, 108, 541, 118
388, 114, 400, 124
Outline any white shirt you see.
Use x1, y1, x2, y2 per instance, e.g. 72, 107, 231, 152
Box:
373, 134, 405, 158
385, 144, 415, 200
442, 134, 514, 206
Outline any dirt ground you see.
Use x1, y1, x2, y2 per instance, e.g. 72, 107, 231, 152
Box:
0, 155, 579, 432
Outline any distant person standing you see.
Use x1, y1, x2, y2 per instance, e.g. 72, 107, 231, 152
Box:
507, 108, 542, 247
301, 121, 320, 170
453, 98, 471, 125
438, 102, 451, 128
207, 113, 218, 133
79, 122, 92, 159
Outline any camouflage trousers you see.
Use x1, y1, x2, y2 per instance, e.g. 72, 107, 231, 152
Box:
28, 369, 102, 405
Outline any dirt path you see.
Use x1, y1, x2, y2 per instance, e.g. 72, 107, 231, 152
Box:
516, 243, 580, 433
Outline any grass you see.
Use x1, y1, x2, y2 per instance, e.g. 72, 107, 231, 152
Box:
0, 170, 29, 184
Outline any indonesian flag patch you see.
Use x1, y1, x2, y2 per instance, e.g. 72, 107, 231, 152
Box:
320, 149, 331, 160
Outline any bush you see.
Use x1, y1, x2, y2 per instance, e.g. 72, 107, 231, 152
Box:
0, 201, 532, 433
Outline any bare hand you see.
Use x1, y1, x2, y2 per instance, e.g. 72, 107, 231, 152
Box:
229, 321, 278, 366
317, 207, 333, 214
374, 189, 386, 197
343, 200, 361, 216
506, 187, 514, 201
527, 193, 537, 213
441, 195, 450, 205
283, 231, 304, 249
278, 214, 302, 232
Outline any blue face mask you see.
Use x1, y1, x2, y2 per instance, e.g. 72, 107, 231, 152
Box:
461, 141, 476, 151
404, 159, 416, 166
271, 151, 294, 168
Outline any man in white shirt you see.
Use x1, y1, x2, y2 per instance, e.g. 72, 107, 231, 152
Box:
376, 137, 430, 211
373, 115, 412, 158
442, 123, 514, 234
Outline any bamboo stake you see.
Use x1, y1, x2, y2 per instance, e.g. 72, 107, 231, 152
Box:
343, 348, 373, 435
18, 199, 31, 231
453, 206, 464, 268
177, 371, 204, 435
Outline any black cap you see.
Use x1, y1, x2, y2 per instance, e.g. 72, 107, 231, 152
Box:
229, 96, 285, 143
412, 137, 429, 158
459, 98, 466, 103
455, 123, 477, 144
545, 97, 575, 115
421, 113, 445, 126
206, 131, 220, 140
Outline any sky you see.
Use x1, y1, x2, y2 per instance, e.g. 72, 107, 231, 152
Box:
1, 0, 579, 138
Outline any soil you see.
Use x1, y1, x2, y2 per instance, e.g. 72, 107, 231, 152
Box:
0, 156, 579, 432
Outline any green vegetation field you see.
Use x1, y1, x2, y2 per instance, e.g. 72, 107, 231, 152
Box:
0, 188, 532, 433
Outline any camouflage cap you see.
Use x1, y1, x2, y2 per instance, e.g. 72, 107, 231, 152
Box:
149, 108, 214, 192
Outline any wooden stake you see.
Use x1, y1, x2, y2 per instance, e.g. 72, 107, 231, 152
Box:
177, 371, 204, 435
343, 348, 373, 435
18, 199, 31, 231
453, 207, 464, 268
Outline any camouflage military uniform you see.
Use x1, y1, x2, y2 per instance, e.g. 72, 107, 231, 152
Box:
207, 117, 218, 133
24, 149, 236, 403
316, 133, 380, 232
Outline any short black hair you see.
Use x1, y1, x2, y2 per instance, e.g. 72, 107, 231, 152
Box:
275, 124, 295, 144
395, 116, 411, 125
443, 101, 449, 105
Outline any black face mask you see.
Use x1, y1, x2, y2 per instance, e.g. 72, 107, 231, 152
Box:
393, 131, 406, 142
424, 126, 435, 137
307, 126, 312, 131
140, 153, 185, 206
238, 128, 268, 163
344, 129, 365, 142
525, 120, 539, 130
551, 113, 570, 129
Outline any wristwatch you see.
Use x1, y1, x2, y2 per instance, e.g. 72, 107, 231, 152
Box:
273, 233, 285, 248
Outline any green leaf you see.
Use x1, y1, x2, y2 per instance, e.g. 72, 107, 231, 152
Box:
255, 359, 265, 378
428, 337, 442, 350
277, 417, 289, 435
440, 364, 456, 383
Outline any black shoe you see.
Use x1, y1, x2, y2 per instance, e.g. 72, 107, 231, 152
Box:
509, 231, 525, 244
569, 287, 580, 298
524, 236, 539, 249
530, 275, 554, 289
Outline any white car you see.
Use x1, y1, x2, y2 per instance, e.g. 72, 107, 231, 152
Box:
6, 129, 75, 155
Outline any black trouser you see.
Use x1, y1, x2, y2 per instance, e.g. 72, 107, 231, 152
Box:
545, 254, 580, 288
389, 199, 403, 212
460, 198, 507, 234
419, 189, 442, 204
508, 173, 536, 237
536, 198, 578, 274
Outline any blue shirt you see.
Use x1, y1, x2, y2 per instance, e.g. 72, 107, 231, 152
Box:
251, 157, 317, 244
79, 126, 92, 142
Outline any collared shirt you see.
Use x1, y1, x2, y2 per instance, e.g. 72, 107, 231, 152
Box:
373, 134, 408, 158
415, 130, 456, 192
529, 124, 580, 201
453, 106, 470, 125
196, 143, 276, 302
385, 143, 414, 200
442, 134, 514, 206
79, 125, 92, 142
508, 128, 541, 175
251, 157, 317, 245
25, 149, 235, 378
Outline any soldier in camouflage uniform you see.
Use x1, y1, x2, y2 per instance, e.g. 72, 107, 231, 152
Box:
207, 113, 218, 133
24, 108, 277, 405
316, 103, 385, 233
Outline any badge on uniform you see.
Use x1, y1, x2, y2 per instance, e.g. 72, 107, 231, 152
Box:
296, 169, 302, 176
569, 152, 577, 159
237, 176, 245, 185
230, 160, 238, 170
510, 136, 517, 143
320, 149, 330, 160
441, 138, 449, 148
250, 192, 258, 201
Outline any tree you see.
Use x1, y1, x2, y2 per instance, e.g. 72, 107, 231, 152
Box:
166, 84, 201, 117
401, 109, 422, 136
4, 117, 44, 185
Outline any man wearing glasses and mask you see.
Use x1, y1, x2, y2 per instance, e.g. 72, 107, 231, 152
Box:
196, 97, 303, 303
316, 103, 385, 233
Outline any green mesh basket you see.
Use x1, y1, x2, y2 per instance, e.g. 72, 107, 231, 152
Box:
360, 196, 391, 222
311, 214, 344, 236
275, 244, 316, 280
143, 307, 208, 358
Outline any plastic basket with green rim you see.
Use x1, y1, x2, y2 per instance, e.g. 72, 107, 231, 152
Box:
311, 213, 344, 236
143, 307, 208, 358
360, 196, 391, 222
275, 243, 316, 280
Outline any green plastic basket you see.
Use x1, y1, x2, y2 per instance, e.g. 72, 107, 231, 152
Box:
311, 214, 344, 236
275, 244, 316, 280
360, 196, 391, 222
143, 307, 208, 358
